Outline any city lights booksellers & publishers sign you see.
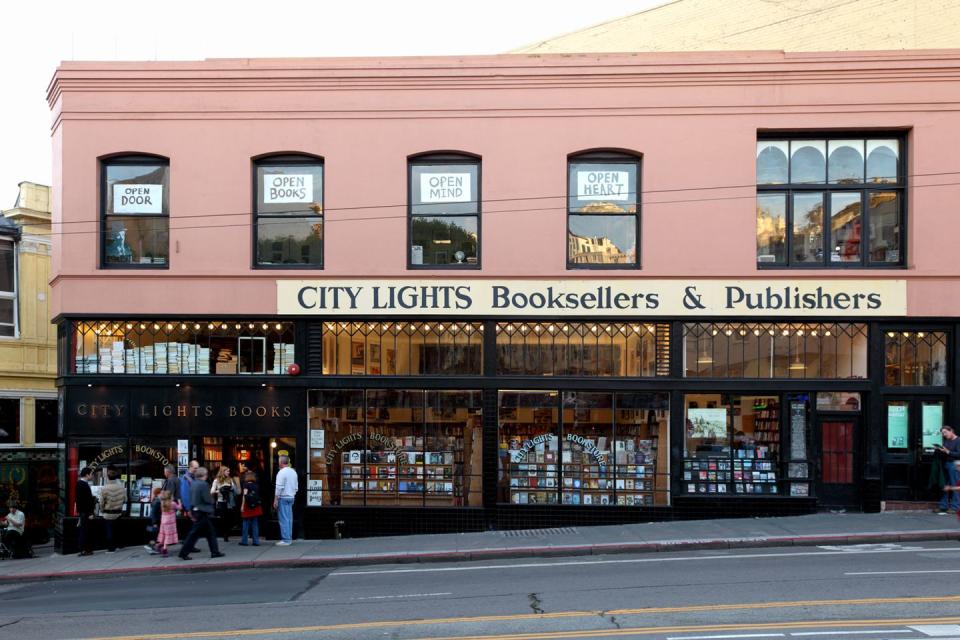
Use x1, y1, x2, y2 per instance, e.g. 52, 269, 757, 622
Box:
277, 280, 907, 317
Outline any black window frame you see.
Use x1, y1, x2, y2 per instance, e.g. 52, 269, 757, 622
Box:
253, 153, 325, 269
407, 152, 481, 270
99, 154, 170, 270
756, 132, 907, 269
566, 150, 642, 270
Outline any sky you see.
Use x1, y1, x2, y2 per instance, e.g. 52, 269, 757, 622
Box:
0, 0, 663, 209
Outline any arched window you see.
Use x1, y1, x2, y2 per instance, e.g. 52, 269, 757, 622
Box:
408, 153, 480, 268
756, 135, 905, 268
567, 151, 641, 268
254, 154, 324, 267
100, 155, 169, 268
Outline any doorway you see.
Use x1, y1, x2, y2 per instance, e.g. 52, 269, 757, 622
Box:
882, 396, 948, 501
198, 435, 297, 518
816, 416, 860, 507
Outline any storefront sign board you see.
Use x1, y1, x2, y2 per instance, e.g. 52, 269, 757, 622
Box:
278, 279, 907, 317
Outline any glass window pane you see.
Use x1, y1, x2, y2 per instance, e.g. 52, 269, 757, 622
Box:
256, 163, 323, 214
684, 394, 729, 457
790, 141, 826, 184
828, 140, 865, 184
830, 192, 862, 263
256, 218, 323, 266
568, 215, 636, 265
410, 216, 478, 266
307, 390, 365, 506
756, 193, 786, 264
868, 191, 900, 264
0, 299, 13, 325
756, 141, 788, 185
568, 162, 639, 212
498, 391, 559, 505
36, 399, 58, 443
105, 164, 169, 216
792, 193, 823, 264
816, 392, 861, 412
104, 216, 169, 265
366, 390, 424, 507
0, 398, 19, 444
426, 391, 482, 507
411, 163, 478, 215
0, 241, 13, 293
616, 392, 670, 506
561, 392, 613, 506
867, 140, 899, 184
921, 401, 945, 451
886, 400, 909, 450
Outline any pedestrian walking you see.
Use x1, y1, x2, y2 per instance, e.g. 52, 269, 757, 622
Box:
99, 467, 126, 552
75, 467, 95, 556
934, 426, 960, 513
273, 455, 298, 546
179, 460, 199, 513
211, 465, 240, 542
239, 471, 263, 546
155, 490, 180, 557
178, 467, 224, 561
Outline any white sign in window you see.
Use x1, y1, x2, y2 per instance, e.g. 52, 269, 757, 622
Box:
263, 174, 314, 204
419, 173, 472, 204
113, 184, 163, 214
576, 170, 630, 201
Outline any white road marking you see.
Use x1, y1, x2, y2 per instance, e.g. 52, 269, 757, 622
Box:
817, 543, 924, 552
790, 631, 914, 636
667, 634, 784, 639
846, 570, 960, 576
352, 592, 452, 600
330, 546, 959, 576
910, 624, 960, 636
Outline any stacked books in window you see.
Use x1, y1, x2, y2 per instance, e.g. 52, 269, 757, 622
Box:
271, 343, 295, 373
76, 353, 98, 373
98, 346, 112, 373
167, 342, 181, 374
154, 343, 168, 374
111, 341, 125, 373
216, 348, 237, 374
124, 346, 141, 373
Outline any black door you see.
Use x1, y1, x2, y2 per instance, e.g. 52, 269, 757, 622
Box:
816, 416, 860, 507
882, 397, 948, 501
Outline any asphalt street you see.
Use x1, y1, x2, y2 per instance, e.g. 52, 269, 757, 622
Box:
1, 541, 958, 639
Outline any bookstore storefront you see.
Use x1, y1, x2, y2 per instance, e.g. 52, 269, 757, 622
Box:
59, 277, 952, 542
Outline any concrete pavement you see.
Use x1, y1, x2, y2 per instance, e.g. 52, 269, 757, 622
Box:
2, 510, 956, 583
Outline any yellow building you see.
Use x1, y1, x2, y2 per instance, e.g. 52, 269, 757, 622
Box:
514, 0, 960, 53
0, 182, 58, 540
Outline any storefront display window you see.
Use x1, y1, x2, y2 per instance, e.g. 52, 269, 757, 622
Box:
496, 322, 669, 376
307, 389, 481, 507
756, 136, 904, 267
684, 322, 867, 379
409, 155, 479, 267
816, 392, 861, 412
0, 398, 19, 445
255, 156, 324, 267
884, 330, 948, 386
128, 440, 176, 518
684, 394, 780, 495
567, 153, 640, 268
67, 440, 127, 516
71, 320, 295, 375
101, 157, 169, 268
499, 390, 669, 506
322, 321, 482, 375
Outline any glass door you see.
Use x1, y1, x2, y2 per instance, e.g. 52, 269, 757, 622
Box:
882, 397, 947, 501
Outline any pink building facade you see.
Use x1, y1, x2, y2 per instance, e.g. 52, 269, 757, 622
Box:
49, 51, 960, 546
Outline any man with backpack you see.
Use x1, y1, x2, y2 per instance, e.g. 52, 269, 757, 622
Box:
239, 470, 263, 546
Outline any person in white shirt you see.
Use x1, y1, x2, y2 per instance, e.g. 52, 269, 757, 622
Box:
1, 500, 27, 558
273, 455, 298, 545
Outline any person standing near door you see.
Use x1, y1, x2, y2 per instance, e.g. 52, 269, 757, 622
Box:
934, 426, 960, 513
75, 467, 95, 556
273, 455, 298, 546
99, 467, 126, 552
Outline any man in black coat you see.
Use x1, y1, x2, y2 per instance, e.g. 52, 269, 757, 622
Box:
178, 467, 225, 560
75, 467, 95, 555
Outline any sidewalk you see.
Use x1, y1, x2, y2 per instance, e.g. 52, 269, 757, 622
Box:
2, 511, 957, 583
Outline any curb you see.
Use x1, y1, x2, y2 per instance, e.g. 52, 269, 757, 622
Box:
2, 529, 958, 584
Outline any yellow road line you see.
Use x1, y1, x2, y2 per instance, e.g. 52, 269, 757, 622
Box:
412, 616, 960, 640
83, 596, 960, 640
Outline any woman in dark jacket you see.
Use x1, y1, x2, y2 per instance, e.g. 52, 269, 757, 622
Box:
239, 471, 263, 546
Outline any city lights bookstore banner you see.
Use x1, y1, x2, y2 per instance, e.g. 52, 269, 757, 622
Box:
278, 280, 907, 317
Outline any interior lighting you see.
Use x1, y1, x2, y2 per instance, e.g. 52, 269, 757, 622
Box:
276, 324, 282, 331
918, 332, 926, 338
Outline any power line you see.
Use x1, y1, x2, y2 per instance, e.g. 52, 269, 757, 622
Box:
29, 174, 956, 238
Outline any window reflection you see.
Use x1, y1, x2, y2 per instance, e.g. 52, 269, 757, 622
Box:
568, 215, 636, 265
567, 156, 640, 268
830, 193, 862, 262
756, 193, 786, 264
257, 219, 323, 265
790, 141, 826, 183
792, 193, 823, 263
868, 191, 900, 263
411, 216, 477, 265
828, 140, 865, 184
756, 141, 788, 184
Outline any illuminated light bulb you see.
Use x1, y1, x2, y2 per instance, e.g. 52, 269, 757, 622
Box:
887, 332, 896, 338
262, 324, 268, 330
753, 329, 760, 336
153, 324, 159, 330
918, 332, 926, 338
140, 324, 145, 330
797, 330, 804, 336
166, 324, 173, 331
711, 330, 719, 336
825, 331, 832, 337
768, 329, 775, 336
739, 329, 746, 336
235, 324, 241, 330
208, 324, 214, 330
782, 329, 789, 336
725, 330, 733, 336
126, 324, 132, 330
180, 324, 186, 330
811, 331, 818, 337
902, 331, 910, 338
248, 323, 254, 329
193, 324, 200, 330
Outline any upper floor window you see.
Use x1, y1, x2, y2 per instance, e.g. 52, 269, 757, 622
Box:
568, 152, 640, 268
884, 330, 948, 386
0, 240, 16, 337
409, 154, 480, 268
101, 156, 169, 268
756, 135, 904, 268
255, 155, 324, 267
